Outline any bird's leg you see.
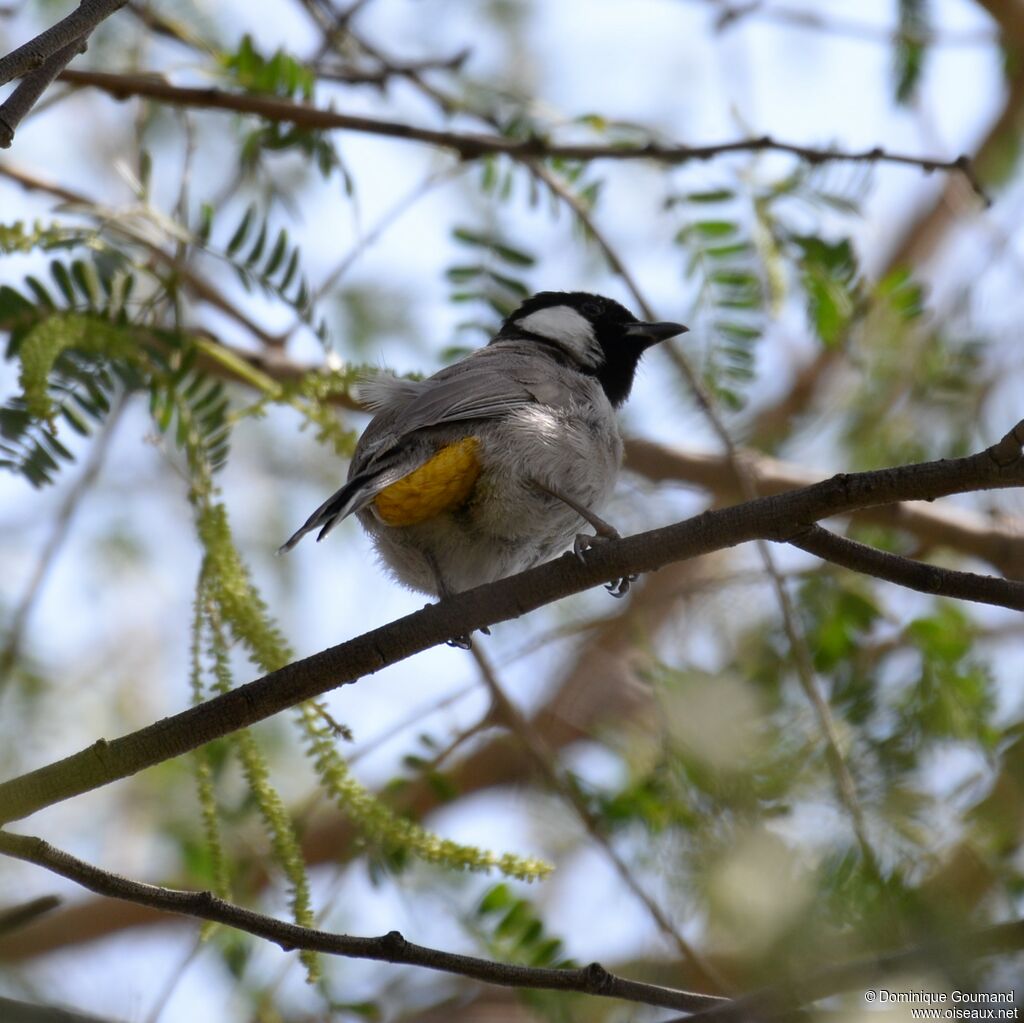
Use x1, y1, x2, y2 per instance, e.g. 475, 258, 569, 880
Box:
530, 480, 637, 598
424, 551, 488, 647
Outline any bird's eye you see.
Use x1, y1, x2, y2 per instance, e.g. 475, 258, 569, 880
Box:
580, 299, 602, 319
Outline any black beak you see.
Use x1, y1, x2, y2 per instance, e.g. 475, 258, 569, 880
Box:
624, 320, 688, 347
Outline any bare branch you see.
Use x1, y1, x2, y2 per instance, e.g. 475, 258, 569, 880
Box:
312, 50, 470, 87
0, 831, 723, 1015
0, 994, 119, 1023
703, 0, 999, 47
0, 162, 283, 348
0, 1, 127, 87
0, 894, 60, 935
625, 439, 1024, 577
55, 70, 991, 202
0, 36, 87, 148
790, 524, 1024, 610
0, 420, 1020, 826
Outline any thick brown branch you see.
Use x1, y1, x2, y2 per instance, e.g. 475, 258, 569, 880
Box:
790, 524, 1024, 610
55, 69, 989, 199
0, 831, 722, 1014
625, 438, 1024, 577
0, 421, 1020, 826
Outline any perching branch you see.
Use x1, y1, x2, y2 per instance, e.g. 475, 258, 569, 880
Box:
0, 419, 1020, 826
55, 69, 991, 202
0, 831, 723, 1015
624, 438, 1024, 577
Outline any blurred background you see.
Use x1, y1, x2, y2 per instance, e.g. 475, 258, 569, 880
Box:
1, 0, 1023, 1020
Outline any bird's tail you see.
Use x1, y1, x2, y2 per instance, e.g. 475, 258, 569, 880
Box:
277, 472, 377, 554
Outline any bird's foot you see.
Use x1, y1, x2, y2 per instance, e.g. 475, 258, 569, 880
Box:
573, 532, 636, 598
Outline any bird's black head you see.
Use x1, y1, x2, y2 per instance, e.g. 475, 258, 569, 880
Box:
497, 291, 687, 407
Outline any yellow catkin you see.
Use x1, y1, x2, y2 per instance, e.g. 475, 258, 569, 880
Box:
374, 437, 481, 526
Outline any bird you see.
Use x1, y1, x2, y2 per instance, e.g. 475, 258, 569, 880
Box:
280, 290, 686, 609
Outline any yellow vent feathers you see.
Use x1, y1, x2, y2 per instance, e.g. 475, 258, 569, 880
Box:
374, 437, 482, 526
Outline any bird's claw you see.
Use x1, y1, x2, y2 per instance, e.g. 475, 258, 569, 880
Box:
447, 634, 474, 650
605, 573, 637, 598
574, 528, 620, 561
574, 532, 596, 562
574, 532, 634, 597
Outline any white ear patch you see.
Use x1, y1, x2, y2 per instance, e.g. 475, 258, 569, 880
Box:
515, 305, 601, 365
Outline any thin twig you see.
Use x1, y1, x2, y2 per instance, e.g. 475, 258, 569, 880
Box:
0, 400, 126, 696
699, 0, 999, 47
143, 935, 204, 1023
314, 167, 458, 304
469, 645, 732, 994
0, 994, 118, 1023
0, 831, 724, 1015
0, 162, 281, 347
0, 894, 61, 935
55, 70, 991, 203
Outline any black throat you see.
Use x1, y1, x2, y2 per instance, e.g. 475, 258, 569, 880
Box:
594, 339, 645, 408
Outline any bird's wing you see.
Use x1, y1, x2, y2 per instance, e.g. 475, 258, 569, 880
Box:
355, 346, 563, 463
279, 346, 575, 552
356, 373, 426, 411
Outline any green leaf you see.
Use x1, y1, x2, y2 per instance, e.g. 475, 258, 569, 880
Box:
478, 883, 512, 915
196, 203, 214, 244
50, 261, 76, 306
492, 241, 535, 267
264, 229, 288, 277
685, 188, 735, 203
691, 219, 738, 238
894, 0, 930, 105
226, 204, 256, 256
245, 219, 268, 266
70, 260, 102, 309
